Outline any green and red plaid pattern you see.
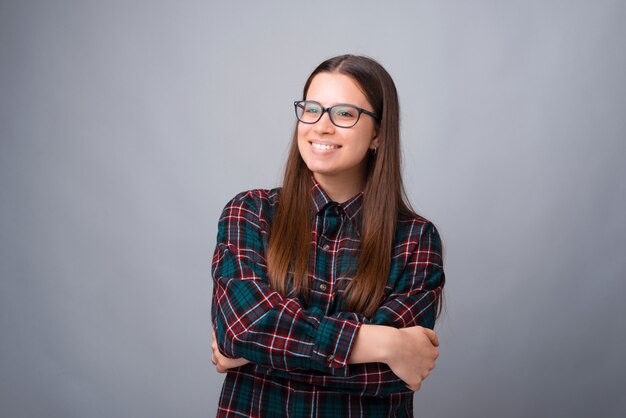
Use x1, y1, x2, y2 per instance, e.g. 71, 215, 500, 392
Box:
211, 179, 444, 417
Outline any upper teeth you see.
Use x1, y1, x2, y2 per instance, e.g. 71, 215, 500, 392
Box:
312, 142, 339, 150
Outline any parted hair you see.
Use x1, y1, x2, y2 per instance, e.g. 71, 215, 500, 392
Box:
267, 54, 416, 318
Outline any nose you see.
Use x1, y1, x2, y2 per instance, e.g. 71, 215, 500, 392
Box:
314, 111, 335, 134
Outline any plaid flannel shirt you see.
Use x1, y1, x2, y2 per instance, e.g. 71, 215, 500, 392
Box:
211, 179, 445, 417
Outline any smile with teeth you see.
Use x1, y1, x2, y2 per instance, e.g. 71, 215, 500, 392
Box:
311, 142, 340, 150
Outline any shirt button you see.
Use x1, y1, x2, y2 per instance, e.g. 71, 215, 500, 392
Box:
319, 283, 327, 291
322, 244, 330, 250
327, 354, 335, 363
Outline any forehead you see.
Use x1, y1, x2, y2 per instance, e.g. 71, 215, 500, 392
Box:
305, 73, 370, 108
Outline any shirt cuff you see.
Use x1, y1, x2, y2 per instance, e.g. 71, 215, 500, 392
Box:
309, 313, 361, 377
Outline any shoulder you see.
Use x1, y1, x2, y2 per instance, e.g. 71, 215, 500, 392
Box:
219, 188, 281, 225
395, 212, 442, 243
224, 188, 281, 209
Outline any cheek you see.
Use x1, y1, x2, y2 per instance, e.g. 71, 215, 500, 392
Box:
296, 124, 307, 143
350, 129, 375, 151
297, 124, 315, 147
296, 126, 308, 157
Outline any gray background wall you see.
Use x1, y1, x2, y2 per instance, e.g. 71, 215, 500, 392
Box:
1, 1, 625, 417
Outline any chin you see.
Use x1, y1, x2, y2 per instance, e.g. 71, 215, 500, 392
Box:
306, 165, 335, 177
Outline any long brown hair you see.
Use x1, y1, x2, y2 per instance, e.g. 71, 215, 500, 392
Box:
267, 54, 417, 318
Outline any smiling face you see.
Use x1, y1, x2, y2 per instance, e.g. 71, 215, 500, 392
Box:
297, 72, 379, 200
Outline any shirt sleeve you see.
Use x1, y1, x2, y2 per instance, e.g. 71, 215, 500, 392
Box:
264, 221, 445, 396
211, 191, 361, 374
369, 221, 445, 330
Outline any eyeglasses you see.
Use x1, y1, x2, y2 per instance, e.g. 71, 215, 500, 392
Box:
294, 100, 380, 128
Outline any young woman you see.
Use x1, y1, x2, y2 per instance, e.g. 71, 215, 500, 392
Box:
211, 54, 445, 417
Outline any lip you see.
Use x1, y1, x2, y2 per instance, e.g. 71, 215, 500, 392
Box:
309, 141, 342, 154
309, 140, 342, 149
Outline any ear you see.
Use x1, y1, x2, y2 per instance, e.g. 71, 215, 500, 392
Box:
369, 133, 379, 150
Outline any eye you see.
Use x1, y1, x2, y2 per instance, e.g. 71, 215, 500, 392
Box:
336, 110, 355, 118
304, 102, 321, 113
332, 106, 357, 119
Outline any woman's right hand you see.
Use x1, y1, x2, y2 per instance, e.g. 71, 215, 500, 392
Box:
384, 326, 439, 391
212, 331, 250, 373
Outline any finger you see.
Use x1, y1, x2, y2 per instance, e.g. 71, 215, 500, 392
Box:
406, 382, 422, 392
424, 329, 439, 347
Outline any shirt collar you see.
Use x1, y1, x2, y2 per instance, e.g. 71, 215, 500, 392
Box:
310, 177, 363, 223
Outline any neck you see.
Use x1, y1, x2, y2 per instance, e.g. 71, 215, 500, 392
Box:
313, 172, 364, 203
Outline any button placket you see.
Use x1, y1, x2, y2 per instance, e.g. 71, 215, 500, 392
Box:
313, 205, 343, 312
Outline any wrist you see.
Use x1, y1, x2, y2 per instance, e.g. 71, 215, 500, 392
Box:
349, 324, 399, 365
377, 326, 400, 365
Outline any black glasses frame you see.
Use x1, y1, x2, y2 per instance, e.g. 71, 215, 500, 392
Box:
294, 100, 380, 128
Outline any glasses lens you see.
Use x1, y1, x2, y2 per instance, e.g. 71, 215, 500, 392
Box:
330, 105, 359, 128
296, 101, 322, 123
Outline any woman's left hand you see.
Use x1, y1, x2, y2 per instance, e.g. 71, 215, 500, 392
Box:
211, 330, 250, 373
